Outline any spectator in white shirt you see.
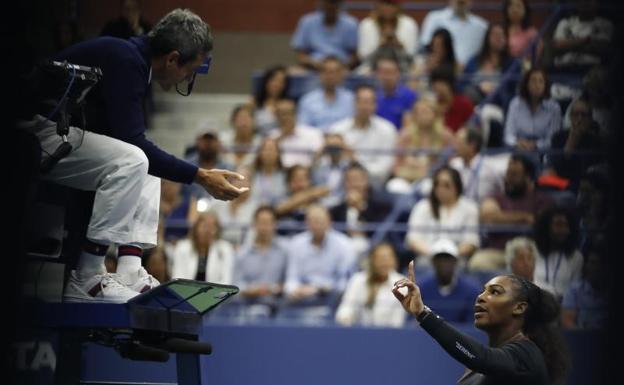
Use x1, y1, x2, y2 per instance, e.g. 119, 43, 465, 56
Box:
406, 165, 480, 267
357, 0, 418, 74
330, 84, 398, 186
169, 212, 235, 284
271, 98, 324, 168
419, 0, 488, 66
552, 0, 613, 69
533, 207, 583, 300
450, 127, 504, 203
335, 242, 406, 327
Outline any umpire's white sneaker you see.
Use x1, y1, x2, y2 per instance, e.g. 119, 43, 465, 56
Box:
118, 267, 160, 294
63, 271, 139, 303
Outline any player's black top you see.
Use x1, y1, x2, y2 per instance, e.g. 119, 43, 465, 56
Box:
419, 311, 550, 385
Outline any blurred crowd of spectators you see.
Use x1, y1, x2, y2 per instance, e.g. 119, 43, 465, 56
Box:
55, 0, 613, 330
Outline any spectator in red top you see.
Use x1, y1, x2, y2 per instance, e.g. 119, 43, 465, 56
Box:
430, 67, 474, 133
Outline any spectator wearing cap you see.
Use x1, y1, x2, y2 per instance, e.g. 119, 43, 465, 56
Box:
418, 238, 481, 323
291, 0, 358, 71
335, 242, 407, 327
473, 154, 553, 271
297, 57, 355, 132
504, 68, 562, 151
330, 84, 398, 186
406, 166, 480, 267
357, 0, 419, 74
185, 130, 234, 207
375, 55, 418, 129
419, 0, 488, 66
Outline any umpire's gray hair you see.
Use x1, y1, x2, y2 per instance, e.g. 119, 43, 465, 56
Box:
148, 8, 212, 64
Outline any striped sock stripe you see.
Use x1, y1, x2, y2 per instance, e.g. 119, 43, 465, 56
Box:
118, 245, 142, 257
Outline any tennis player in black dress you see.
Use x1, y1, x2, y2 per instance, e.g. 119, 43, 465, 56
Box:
393, 261, 569, 385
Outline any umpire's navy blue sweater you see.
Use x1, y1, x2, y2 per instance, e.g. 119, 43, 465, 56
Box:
55, 36, 198, 184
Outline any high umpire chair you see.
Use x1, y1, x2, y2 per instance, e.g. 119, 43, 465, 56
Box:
17, 60, 238, 385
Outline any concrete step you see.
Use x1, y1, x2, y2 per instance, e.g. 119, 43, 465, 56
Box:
147, 92, 248, 157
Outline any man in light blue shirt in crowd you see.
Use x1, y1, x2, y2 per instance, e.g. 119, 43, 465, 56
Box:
233, 206, 289, 300
291, 0, 358, 70
419, 0, 488, 65
284, 205, 357, 302
298, 57, 355, 132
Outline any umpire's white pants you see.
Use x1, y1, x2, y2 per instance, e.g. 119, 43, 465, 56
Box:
20, 115, 160, 248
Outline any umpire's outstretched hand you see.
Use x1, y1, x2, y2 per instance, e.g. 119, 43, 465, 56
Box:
194, 168, 249, 201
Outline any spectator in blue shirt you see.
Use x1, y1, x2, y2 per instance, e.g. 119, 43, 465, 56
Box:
291, 0, 359, 70
233, 206, 288, 306
297, 57, 355, 131
561, 238, 608, 330
375, 55, 418, 129
504, 68, 562, 151
419, 0, 489, 66
284, 205, 357, 302
418, 238, 481, 323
